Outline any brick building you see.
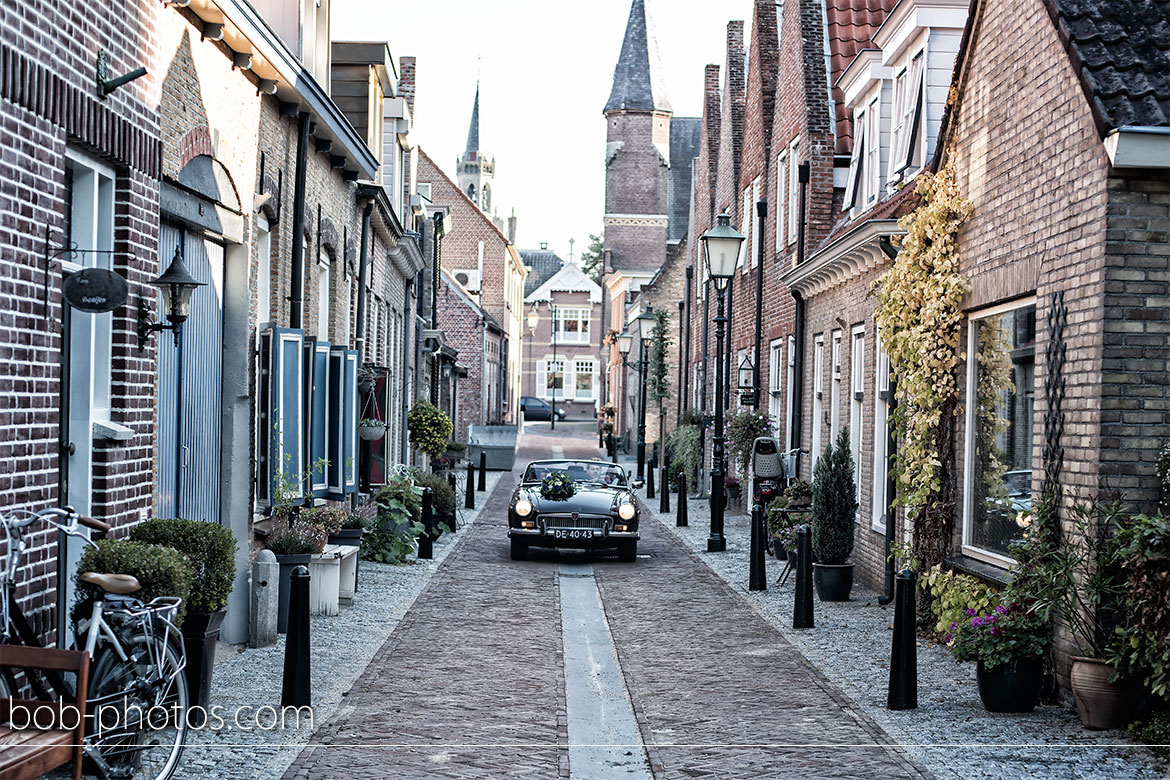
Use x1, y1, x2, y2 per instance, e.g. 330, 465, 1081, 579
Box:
602, 0, 699, 454
418, 146, 526, 433
1, 0, 435, 646
522, 260, 604, 420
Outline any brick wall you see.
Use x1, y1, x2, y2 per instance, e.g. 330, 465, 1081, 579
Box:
639, 238, 689, 447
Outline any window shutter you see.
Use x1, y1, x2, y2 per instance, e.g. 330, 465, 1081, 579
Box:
305, 338, 331, 497
327, 347, 359, 499
536, 361, 547, 399
842, 121, 866, 210
258, 326, 305, 510
902, 57, 926, 171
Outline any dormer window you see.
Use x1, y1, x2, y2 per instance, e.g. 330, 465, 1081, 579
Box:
888, 49, 925, 184
843, 94, 884, 213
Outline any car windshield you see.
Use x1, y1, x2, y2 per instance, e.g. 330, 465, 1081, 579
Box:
524, 461, 627, 486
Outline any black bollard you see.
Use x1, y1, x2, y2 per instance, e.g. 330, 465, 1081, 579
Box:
646, 464, 656, 499
478, 451, 487, 491
676, 473, 688, 527
465, 461, 476, 510
659, 461, 670, 514
793, 526, 814, 629
417, 488, 433, 560
281, 565, 311, 708
447, 473, 458, 531
749, 502, 767, 591
888, 568, 918, 710
608, 433, 617, 464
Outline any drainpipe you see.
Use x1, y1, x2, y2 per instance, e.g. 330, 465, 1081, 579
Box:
724, 276, 733, 411
677, 299, 685, 419
353, 202, 373, 359
699, 274, 711, 496
289, 112, 310, 329
878, 235, 900, 605
682, 265, 692, 415
790, 161, 811, 478
402, 277, 413, 465
753, 198, 766, 408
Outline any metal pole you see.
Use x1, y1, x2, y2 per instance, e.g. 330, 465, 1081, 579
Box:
637, 352, 647, 480
888, 569, 918, 710
447, 472, 458, 531
281, 565, 311, 707
676, 472, 688, 526
708, 285, 727, 552
478, 450, 487, 491
793, 525, 814, 628
749, 500, 766, 591
417, 488, 433, 560
465, 461, 476, 510
550, 304, 556, 431
659, 449, 670, 514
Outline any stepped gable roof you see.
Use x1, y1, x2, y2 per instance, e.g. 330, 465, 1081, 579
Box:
827, 0, 900, 155
605, 0, 672, 113
1043, 0, 1170, 132
520, 249, 565, 297
668, 118, 702, 242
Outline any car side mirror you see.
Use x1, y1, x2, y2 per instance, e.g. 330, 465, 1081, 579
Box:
631, 479, 644, 490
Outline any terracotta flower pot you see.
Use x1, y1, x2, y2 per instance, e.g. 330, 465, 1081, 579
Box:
1070, 657, 1129, 730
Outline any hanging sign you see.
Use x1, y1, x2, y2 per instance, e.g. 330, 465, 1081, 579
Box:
62, 267, 128, 313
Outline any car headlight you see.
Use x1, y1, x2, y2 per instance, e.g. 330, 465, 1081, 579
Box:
515, 499, 533, 517
618, 502, 636, 520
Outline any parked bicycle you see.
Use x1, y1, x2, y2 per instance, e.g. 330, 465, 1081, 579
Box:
0, 506, 188, 780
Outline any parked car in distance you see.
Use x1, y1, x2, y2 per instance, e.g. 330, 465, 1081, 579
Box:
508, 459, 643, 562
520, 396, 567, 421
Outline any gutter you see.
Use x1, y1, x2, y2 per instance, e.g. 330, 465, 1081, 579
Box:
288, 112, 310, 329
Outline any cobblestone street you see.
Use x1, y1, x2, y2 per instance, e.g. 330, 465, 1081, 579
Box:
281, 426, 931, 779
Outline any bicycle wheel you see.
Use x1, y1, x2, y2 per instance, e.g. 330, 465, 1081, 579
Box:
89, 632, 188, 780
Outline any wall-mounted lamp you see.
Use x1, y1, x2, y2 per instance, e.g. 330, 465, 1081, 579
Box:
138, 245, 205, 349
737, 353, 755, 395
96, 51, 147, 99
201, 22, 224, 41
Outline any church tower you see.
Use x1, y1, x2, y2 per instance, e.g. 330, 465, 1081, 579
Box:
457, 83, 494, 215
603, 0, 671, 274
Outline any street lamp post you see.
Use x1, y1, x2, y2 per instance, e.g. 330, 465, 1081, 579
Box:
700, 211, 745, 553
635, 305, 654, 481
550, 304, 557, 431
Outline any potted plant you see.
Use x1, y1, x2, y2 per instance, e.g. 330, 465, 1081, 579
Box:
329, 513, 367, 547
811, 430, 858, 601
265, 519, 324, 633
724, 475, 742, 514
765, 500, 794, 558
783, 479, 813, 509
129, 518, 237, 709
946, 602, 1050, 712
358, 418, 386, 441
75, 538, 194, 628
413, 471, 457, 536
362, 481, 426, 564
444, 441, 467, 462
724, 408, 774, 483
1005, 497, 1129, 728
407, 400, 453, 460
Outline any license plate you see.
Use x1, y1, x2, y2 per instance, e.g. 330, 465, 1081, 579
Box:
553, 529, 593, 540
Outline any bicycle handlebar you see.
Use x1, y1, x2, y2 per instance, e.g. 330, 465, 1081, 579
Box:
77, 515, 111, 534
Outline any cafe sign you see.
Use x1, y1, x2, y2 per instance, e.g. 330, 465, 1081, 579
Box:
62, 267, 129, 313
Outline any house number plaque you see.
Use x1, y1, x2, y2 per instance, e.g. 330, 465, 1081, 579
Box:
62, 267, 129, 313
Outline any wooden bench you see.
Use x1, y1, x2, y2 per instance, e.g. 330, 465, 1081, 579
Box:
0, 644, 89, 780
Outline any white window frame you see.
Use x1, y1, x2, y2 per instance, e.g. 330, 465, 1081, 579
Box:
871, 331, 891, 533
865, 94, 881, 206
555, 307, 591, 344
256, 216, 272, 330
889, 48, 926, 185
830, 330, 842, 444
962, 297, 1038, 567
785, 335, 796, 453
544, 358, 565, 399
768, 338, 784, 438
842, 106, 867, 213
850, 325, 865, 523
812, 336, 825, 458
775, 153, 787, 252
316, 253, 330, 342
574, 359, 595, 400
787, 138, 800, 244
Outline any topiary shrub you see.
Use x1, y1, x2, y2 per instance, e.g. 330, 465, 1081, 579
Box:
76, 539, 194, 627
407, 400, 453, 458
413, 471, 455, 515
129, 518, 236, 614
811, 429, 857, 565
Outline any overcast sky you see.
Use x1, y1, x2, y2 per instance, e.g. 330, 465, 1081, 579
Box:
332, 0, 754, 263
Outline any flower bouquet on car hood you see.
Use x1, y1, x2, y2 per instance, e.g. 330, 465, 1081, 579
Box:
540, 471, 576, 502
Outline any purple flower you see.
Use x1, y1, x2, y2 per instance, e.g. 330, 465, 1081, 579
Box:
949, 622, 958, 630
965, 608, 977, 617
995, 605, 1007, 614
944, 634, 953, 643
971, 618, 981, 628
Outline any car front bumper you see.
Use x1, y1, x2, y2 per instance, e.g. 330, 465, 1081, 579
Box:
509, 526, 639, 549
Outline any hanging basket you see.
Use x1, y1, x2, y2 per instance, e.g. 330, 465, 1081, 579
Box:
358, 422, 386, 441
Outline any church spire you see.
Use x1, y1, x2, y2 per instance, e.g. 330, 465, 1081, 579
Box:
465, 82, 480, 156
605, 0, 671, 113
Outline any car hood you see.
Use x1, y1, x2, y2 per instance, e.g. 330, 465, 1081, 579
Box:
517, 485, 634, 514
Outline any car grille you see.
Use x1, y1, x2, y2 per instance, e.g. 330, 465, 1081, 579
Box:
541, 514, 610, 531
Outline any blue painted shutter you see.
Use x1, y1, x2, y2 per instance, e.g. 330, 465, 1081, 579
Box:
343, 350, 358, 494
260, 326, 305, 509
327, 347, 359, 498
305, 338, 331, 497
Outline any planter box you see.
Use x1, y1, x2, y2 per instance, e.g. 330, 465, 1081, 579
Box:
308, 547, 342, 616
334, 544, 360, 602
468, 425, 518, 470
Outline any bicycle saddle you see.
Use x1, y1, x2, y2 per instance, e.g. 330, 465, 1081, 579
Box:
79, 572, 141, 595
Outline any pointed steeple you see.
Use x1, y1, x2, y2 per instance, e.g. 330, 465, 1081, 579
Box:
605, 0, 671, 113
465, 83, 480, 156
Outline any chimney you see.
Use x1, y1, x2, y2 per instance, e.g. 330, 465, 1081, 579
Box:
507, 210, 517, 244
398, 56, 417, 114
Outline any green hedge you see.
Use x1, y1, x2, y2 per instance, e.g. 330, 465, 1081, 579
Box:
130, 518, 236, 614
76, 539, 194, 627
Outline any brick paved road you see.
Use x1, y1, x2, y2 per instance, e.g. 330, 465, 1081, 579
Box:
282, 427, 930, 779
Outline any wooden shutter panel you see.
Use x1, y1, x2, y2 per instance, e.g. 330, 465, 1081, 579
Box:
328, 347, 359, 499
258, 326, 305, 510
306, 338, 331, 498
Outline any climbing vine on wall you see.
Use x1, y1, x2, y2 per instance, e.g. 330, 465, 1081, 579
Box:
874, 159, 973, 569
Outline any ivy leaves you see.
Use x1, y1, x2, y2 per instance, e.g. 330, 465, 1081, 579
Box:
874, 161, 972, 566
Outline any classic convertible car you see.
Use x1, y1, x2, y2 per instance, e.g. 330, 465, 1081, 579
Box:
507, 459, 642, 562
